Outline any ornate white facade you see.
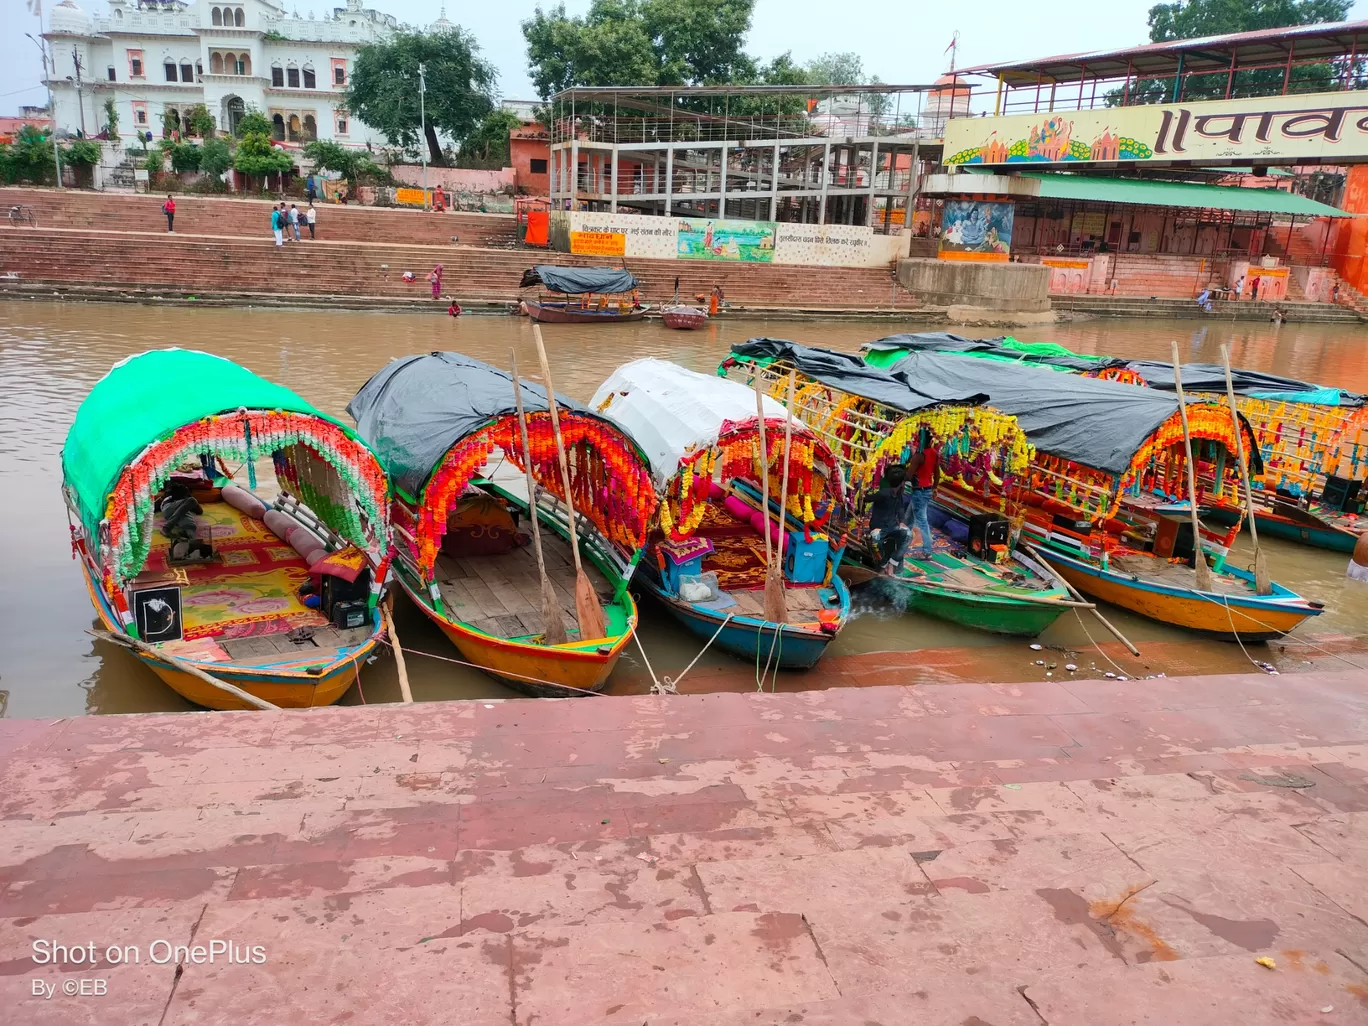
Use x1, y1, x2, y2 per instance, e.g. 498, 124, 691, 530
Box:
43, 0, 397, 149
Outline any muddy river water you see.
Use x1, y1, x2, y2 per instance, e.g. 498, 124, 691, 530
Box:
3, 299, 1367, 718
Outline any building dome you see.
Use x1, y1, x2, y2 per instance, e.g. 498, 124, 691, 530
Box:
49, 0, 92, 35
429, 6, 452, 31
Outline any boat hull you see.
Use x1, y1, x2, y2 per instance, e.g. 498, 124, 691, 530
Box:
526, 301, 647, 324
81, 560, 372, 710
1205, 505, 1359, 553
894, 577, 1068, 636
401, 575, 628, 697
1035, 546, 1321, 641
662, 306, 708, 330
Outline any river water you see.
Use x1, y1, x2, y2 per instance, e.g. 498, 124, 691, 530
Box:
3, 299, 1367, 718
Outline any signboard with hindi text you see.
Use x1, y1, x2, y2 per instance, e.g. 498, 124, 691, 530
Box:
569, 230, 627, 257
945, 88, 1368, 167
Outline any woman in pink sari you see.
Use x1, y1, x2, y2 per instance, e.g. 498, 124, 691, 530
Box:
428, 264, 443, 300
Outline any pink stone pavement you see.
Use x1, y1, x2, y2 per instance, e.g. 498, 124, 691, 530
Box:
3, 670, 1368, 1025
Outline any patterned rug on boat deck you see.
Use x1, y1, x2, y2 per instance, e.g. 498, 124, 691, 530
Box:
179, 566, 326, 641
142, 502, 301, 584
703, 532, 770, 592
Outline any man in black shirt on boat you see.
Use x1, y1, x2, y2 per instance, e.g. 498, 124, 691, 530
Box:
867, 463, 911, 572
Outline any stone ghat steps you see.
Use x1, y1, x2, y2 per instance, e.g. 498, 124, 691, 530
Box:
0, 227, 910, 309
1089, 255, 1220, 297
1057, 293, 1362, 323
0, 186, 521, 249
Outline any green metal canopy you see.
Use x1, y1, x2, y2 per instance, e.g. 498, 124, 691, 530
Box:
1019, 172, 1351, 217
62, 348, 348, 538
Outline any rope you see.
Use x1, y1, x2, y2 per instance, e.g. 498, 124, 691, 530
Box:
376, 637, 608, 697
1215, 592, 1276, 674
756, 623, 784, 693
1070, 608, 1142, 679
1190, 589, 1368, 672
657, 614, 734, 695
350, 648, 366, 704
631, 627, 664, 691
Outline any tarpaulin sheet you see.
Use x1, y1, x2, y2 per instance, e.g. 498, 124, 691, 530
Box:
732, 338, 988, 412
1124, 361, 1367, 406
881, 349, 1192, 475
347, 352, 586, 497
863, 333, 1129, 374
590, 358, 794, 486
519, 265, 640, 295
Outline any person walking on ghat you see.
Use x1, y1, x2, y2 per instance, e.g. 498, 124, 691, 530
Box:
306, 202, 316, 240
288, 203, 301, 242
271, 204, 284, 247
428, 263, 443, 300
162, 194, 176, 233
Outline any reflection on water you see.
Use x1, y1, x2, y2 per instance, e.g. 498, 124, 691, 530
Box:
4, 298, 1368, 718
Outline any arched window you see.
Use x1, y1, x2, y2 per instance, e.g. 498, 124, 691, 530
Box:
240, 53, 251, 76
271, 64, 283, 87
287, 64, 299, 88
210, 52, 223, 74
211, 7, 221, 26
302, 65, 315, 89
271, 113, 285, 141
302, 113, 317, 141
234, 7, 244, 27
287, 114, 301, 141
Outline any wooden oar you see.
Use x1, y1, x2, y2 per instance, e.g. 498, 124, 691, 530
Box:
764, 372, 796, 625
90, 629, 280, 710
1220, 343, 1272, 596
532, 324, 607, 641
510, 349, 569, 645
1018, 544, 1142, 657
379, 600, 413, 703
1171, 341, 1214, 593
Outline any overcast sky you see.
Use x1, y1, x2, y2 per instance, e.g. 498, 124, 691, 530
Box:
4, 0, 1366, 114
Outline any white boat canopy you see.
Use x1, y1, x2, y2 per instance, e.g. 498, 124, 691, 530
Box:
591, 359, 801, 487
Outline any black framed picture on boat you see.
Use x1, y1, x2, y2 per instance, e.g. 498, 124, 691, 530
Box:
132, 586, 183, 644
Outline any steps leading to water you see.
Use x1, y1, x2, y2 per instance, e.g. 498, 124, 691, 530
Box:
1056, 293, 1362, 322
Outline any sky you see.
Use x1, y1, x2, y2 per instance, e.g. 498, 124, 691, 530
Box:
4, 0, 1367, 115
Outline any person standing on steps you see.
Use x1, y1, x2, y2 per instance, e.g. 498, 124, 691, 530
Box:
428, 264, 443, 300
162, 194, 176, 233
306, 202, 316, 240
306, 176, 317, 205
271, 204, 284, 247
288, 203, 301, 242
903, 436, 941, 561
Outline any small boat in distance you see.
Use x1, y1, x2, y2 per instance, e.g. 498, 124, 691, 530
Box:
348, 351, 659, 696
519, 265, 649, 323
63, 349, 393, 710
662, 305, 708, 330
592, 359, 852, 671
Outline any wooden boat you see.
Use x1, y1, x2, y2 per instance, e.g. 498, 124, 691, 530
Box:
722, 339, 1075, 637
348, 352, 658, 697
63, 349, 393, 710
520, 265, 648, 324
862, 339, 1324, 641
867, 336, 1368, 553
662, 305, 709, 330
591, 359, 851, 670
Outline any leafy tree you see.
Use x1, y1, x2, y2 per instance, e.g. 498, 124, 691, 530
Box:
184, 103, 217, 138
303, 139, 356, 177
1111, 0, 1352, 105
169, 142, 202, 172
235, 106, 273, 138
459, 108, 522, 165
143, 148, 165, 173
62, 139, 102, 166
233, 132, 293, 176
200, 137, 232, 178
347, 28, 497, 166
522, 0, 757, 96
103, 97, 119, 143
0, 127, 61, 184
804, 52, 863, 85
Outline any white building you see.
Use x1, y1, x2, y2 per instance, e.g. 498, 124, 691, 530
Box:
42, 0, 398, 150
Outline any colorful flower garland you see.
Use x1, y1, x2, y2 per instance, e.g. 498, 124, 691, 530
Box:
101, 410, 388, 585
412, 411, 658, 580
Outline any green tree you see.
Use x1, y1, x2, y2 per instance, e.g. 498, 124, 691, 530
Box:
102, 97, 120, 144
200, 137, 232, 178
62, 139, 102, 166
143, 148, 165, 173
0, 126, 60, 184
459, 108, 522, 165
1112, 0, 1352, 104
302, 139, 356, 178
804, 52, 863, 85
169, 142, 202, 172
235, 106, 273, 138
233, 132, 293, 176
184, 103, 217, 138
521, 0, 757, 96
347, 27, 497, 166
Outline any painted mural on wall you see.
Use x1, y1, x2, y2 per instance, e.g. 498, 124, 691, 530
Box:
938, 200, 1014, 261
945, 89, 1368, 166
677, 218, 776, 262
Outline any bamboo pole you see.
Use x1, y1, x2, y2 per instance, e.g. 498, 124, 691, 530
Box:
1220, 343, 1272, 596
380, 601, 413, 703
764, 372, 796, 624
90, 630, 280, 711
532, 324, 607, 640
511, 349, 569, 644
1171, 342, 1214, 593
753, 373, 774, 576
1019, 545, 1142, 657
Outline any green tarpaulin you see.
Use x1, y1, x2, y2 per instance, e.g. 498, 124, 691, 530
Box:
62, 349, 346, 537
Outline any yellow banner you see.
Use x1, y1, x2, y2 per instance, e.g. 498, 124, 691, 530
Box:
395, 188, 426, 207
570, 230, 627, 257
945, 88, 1368, 167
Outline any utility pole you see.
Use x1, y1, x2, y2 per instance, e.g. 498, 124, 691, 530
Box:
418, 61, 428, 210
70, 45, 86, 137
24, 30, 62, 189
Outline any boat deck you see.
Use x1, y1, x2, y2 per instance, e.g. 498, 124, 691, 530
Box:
1109, 551, 1255, 595
433, 532, 614, 641
128, 499, 339, 664
895, 524, 1055, 596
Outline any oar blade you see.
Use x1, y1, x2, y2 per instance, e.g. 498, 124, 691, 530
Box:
541, 577, 569, 645
575, 571, 608, 641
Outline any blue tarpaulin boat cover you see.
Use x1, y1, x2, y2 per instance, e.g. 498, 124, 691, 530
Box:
520, 266, 641, 295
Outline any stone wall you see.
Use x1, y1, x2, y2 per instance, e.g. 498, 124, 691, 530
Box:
896, 258, 1051, 312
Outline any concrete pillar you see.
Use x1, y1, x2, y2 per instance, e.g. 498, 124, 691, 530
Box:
866, 140, 879, 228
769, 142, 780, 222
818, 142, 831, 224
665, 146, 673, 215
569, 137, 579, 209
902, 140, 920, 232
719, 144, 728, 220
610, 145, 619, 213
